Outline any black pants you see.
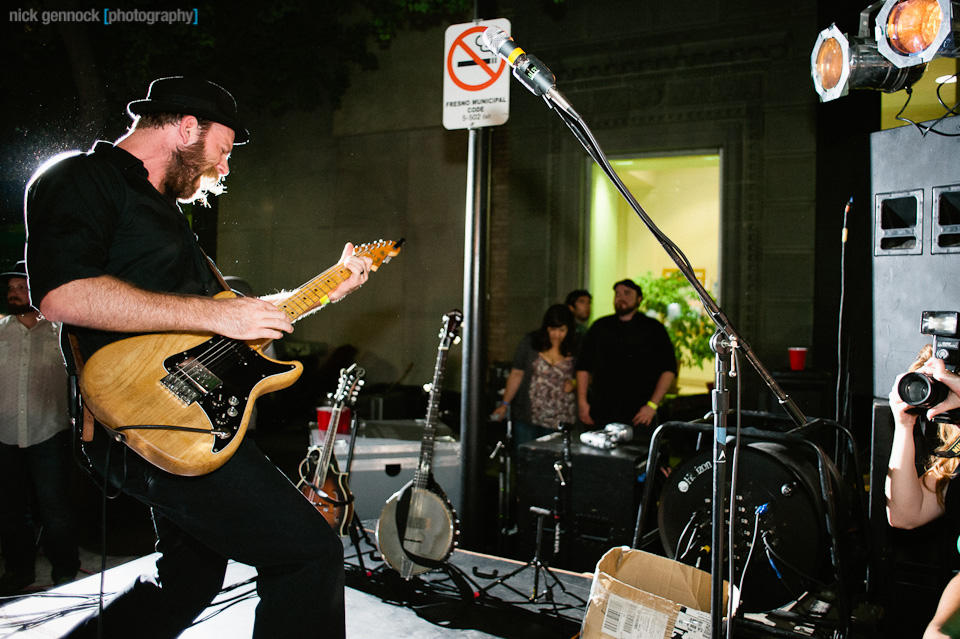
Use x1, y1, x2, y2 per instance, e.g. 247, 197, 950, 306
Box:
0, 429, 80, 582
67, 427, 345, 639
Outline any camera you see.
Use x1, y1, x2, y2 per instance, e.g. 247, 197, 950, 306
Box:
897, 311, 960, 411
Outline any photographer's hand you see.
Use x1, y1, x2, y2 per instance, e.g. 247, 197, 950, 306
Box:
889, 373, 919, 431
916, 357, 960, 419
887, 373, 946, 528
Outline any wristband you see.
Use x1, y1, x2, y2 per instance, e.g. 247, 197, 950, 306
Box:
646, 400, 658, 410
500, 400, 510, 407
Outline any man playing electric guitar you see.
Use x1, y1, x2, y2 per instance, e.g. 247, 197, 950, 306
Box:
25, 77, 372, 638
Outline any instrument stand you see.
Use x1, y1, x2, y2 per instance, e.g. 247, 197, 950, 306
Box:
338, 409, 379, 574
343, 513, 378, 575
472, 505, 585, 615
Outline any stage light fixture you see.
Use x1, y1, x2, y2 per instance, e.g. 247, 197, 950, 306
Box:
876, 0, 960, 66
811, 23, 928, 101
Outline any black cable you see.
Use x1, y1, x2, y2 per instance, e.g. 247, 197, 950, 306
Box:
836, 198, 851, 423
97, 441, 112, 639
894, 82, 960, 138
761, 531, 829, 588
726, 369, 745, 638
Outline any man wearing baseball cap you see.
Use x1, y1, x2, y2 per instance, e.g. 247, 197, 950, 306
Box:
576, 278, 677, 431
25, 77, 367, 638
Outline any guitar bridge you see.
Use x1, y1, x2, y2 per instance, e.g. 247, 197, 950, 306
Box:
161, 358, 222, 405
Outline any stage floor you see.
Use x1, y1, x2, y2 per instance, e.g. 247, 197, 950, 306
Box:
0, 522, 592, 638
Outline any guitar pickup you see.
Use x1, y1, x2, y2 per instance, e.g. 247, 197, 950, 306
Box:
161, 358, 222, 405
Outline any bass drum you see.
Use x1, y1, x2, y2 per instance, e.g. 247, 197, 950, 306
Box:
376, 484, 458, 579
658, 442, 845, 613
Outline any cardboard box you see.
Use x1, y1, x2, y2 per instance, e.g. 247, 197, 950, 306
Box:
581, 547, 724, 639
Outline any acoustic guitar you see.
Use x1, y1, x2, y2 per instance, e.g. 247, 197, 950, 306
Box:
78, 239, 403, 476
376, 309, 462, 579
298, 363, 363, 536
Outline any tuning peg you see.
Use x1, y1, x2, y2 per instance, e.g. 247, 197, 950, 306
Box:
423, 383, 433, 393
453, 335, 462, 346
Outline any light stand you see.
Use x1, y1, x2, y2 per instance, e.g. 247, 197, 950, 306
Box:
501, 40, 809, 638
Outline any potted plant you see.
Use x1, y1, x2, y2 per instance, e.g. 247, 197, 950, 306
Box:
635, 270, 716, 371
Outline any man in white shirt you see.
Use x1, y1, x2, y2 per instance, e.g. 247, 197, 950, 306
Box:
0, 260, 79, 595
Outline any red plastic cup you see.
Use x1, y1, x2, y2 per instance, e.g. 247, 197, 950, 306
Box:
788, 347, 808, 371
317, 406, 352, 436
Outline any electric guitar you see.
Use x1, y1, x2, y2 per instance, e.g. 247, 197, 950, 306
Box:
78, 239, 403, 477
376, 309, 462, 579
298, 364, 363, 536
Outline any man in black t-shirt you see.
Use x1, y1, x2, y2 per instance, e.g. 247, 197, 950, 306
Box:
576, 279, 677, 430
25, 77, 371, 639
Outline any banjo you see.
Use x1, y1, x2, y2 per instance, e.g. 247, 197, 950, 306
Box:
376, 310, 462, 579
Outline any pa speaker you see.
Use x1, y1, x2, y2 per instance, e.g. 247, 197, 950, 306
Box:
872, 119, 960, 397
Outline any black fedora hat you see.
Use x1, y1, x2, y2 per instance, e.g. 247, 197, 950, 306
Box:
0, 260, 27, 284
127, 77, 250, 144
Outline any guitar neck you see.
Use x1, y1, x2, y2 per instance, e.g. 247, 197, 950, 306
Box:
276, 265, 353, 324
414, 344, 448, 490
314, 404, 344, 482
271, 239, 403, 324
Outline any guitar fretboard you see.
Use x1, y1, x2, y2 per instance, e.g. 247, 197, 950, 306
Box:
414, 311, 462, 490
273, 240, 402, 323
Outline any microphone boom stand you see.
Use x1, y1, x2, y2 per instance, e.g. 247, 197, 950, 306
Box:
535, 85, 808, 639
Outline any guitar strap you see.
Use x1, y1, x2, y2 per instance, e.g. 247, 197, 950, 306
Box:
201, 251, 232, 294
393, 477, 449, 569
66, 332, 96, 442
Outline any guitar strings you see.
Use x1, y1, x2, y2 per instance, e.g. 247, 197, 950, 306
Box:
164, 265, 359, 388
163, 242, 389, 402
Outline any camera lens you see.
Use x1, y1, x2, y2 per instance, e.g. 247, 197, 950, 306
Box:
898, 372, 950, 408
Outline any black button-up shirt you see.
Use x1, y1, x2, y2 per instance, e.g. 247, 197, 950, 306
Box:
25, 142, 221, 361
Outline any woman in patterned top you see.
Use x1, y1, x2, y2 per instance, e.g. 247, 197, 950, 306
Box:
492, 304, 579, 448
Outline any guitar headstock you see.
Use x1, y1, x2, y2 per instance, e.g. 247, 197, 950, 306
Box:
439, 309, 464, 350
333, 363, 365, 407
355, 239, 405, 272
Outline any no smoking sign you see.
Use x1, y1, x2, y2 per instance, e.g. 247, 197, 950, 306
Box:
442, 19, 511, 130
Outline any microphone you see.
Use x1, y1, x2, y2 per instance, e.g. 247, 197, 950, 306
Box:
482, 26, 576, 115
841, 197, 852, 244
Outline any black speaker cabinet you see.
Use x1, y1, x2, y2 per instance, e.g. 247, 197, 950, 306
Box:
872, 119, 960, 397
516, 433, 647, 572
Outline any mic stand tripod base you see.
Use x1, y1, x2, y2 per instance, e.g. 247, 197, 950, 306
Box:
472, 506, 586, 614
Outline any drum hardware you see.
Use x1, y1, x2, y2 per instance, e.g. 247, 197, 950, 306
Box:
472, 422, 586, 613
489, 405, 517, 553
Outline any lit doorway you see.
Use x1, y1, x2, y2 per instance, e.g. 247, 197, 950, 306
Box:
587, 152, 721, 393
